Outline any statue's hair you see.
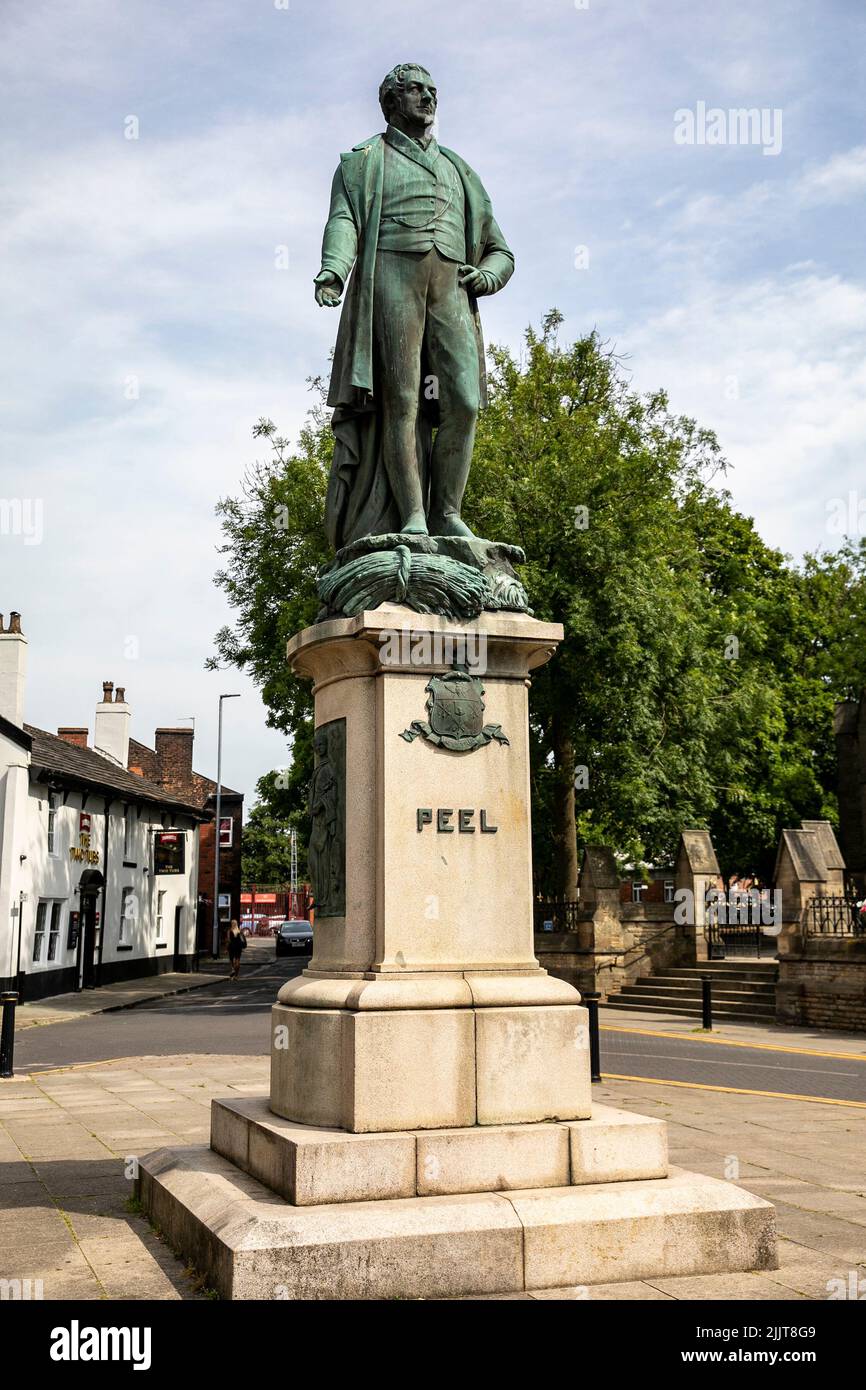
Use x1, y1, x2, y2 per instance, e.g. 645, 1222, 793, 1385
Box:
378, 63, 434, 121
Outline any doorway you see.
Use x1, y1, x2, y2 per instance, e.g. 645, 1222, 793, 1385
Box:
79, 893, 98, 989
76, 869, 105, 990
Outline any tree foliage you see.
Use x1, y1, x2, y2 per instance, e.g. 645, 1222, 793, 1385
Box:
212, 324, 866, 894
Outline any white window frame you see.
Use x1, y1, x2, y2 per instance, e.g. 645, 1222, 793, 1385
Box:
47, 793, 59, 856
631, 881, 647, 904
218, 815, 233, 849
123, 805, 134, 860
664, 880, 675, 904
119, 887, 135, 942
156, 889, 166, 940
47, 902, 63, 961
33, 901, 48, 961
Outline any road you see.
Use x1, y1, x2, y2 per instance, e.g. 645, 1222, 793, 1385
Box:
13, 953, 305, 1073
600, 1025, 866, 1105
12, 960, 866, 1105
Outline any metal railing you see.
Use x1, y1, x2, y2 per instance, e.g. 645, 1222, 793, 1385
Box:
533, 900, 581, 933
803, 895, 865, 937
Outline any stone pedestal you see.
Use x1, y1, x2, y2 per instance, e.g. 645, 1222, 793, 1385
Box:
271, 605, 590, 1132
138, 604, 776, 1298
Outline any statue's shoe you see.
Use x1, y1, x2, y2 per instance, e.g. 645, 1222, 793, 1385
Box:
428, 513, 476, 539
400, 512, 429, 536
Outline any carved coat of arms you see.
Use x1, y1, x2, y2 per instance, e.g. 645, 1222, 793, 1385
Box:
400, 668, 509, 753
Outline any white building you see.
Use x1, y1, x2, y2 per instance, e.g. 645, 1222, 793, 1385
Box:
0, 613, 206, 1001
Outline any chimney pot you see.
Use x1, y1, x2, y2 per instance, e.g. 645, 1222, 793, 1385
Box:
102, 680, 114, 702
115, 686, 126, 703
9, 612, 22, 635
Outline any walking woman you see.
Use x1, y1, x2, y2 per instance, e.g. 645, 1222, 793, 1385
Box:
227, 920, 247, 980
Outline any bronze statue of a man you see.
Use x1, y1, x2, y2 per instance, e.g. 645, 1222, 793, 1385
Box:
315, 63, 514, 549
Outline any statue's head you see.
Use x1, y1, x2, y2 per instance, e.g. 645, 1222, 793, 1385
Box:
314, 728, 328, 758
379, 63, 437, 129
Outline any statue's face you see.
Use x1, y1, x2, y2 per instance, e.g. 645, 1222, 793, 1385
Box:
393, 69, 437, 128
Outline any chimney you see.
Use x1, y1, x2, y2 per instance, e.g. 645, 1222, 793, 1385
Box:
58, 727, 89, 748
0, 611, 27, 727
94, 680, 131, 768
154, 727, 195, 796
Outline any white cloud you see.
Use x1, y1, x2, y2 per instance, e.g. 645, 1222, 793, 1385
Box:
622, 268, 866, 556
796, 145, 866, 206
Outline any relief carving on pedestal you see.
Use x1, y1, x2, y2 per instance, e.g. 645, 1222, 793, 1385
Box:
309, 719, 346, 917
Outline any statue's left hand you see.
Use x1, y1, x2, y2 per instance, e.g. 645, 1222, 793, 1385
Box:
458, 264, 490, 295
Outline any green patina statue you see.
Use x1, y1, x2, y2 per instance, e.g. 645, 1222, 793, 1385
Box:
314, 63, 531, 621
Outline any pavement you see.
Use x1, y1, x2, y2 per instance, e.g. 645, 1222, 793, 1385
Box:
1, 972, 865, 1301
13, 940, 275, 1031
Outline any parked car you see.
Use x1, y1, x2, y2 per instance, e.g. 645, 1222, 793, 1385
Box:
275, 920, 314, 957
240, 914, 269, 935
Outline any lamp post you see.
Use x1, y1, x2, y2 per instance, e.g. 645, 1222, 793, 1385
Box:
212, 694, 240, 957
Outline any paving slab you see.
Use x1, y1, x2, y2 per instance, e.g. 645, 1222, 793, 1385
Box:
2, 1051, 864, 1300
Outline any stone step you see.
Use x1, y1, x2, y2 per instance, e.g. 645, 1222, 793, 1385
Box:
608, 986, 776, 1006
211, 1096, 668, 1206
603, 998, 776, 1020
623, 977, 776, 995
137, 1147, 776, 1299
619, 982, 775, 1002
662, 965, 778, 980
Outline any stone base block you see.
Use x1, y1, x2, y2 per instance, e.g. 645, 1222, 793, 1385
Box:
211, 1098, 667, 1204
137, 1148, 776, 1300
270, 999, 591, 1132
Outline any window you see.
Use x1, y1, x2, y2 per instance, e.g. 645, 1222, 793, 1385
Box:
47, 793, 59, 855
664, 881, 675, 904
123, 805, 134, 860
33, 902, 48, 961
119, 887, 135, 942
631, 881, 647, 904
156, 890, 166, 939
218, 816, 233, 849
47, 903, 63, 961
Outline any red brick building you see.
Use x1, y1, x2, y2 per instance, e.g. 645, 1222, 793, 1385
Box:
128, 727, 243, 950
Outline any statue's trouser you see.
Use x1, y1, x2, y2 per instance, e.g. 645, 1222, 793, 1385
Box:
373, 247, 480, 528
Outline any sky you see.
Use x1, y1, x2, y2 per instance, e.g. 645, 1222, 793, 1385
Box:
1, 0, 864, 807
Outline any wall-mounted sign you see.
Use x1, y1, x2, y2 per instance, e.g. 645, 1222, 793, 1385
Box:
69, 826, 99, 864
154, 831, 185, 875
79, 811, 92, 834
67, 912, 80, 950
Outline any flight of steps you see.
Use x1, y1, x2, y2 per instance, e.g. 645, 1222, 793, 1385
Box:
603, 960, 778, 1023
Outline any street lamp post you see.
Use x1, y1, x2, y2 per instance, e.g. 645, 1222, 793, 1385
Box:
212, 693, 240, 958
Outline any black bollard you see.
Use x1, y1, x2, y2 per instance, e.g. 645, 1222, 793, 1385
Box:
584, 990, 602, 1082
701, 974, 713, 1031
0, 992, 18, 1079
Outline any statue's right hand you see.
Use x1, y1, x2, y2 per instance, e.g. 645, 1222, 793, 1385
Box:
314, 270, 343, 307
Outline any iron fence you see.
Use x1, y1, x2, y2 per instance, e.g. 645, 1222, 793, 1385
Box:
534, 900, 581, 933
803, 895, 865, 937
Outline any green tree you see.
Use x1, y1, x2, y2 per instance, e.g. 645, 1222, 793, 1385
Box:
212, 326, 866, 899
465, 318, 728, 893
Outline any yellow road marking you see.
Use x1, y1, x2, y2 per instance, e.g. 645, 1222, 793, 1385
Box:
603, 1072, 866, 1108
600, 1024, 866, 1063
